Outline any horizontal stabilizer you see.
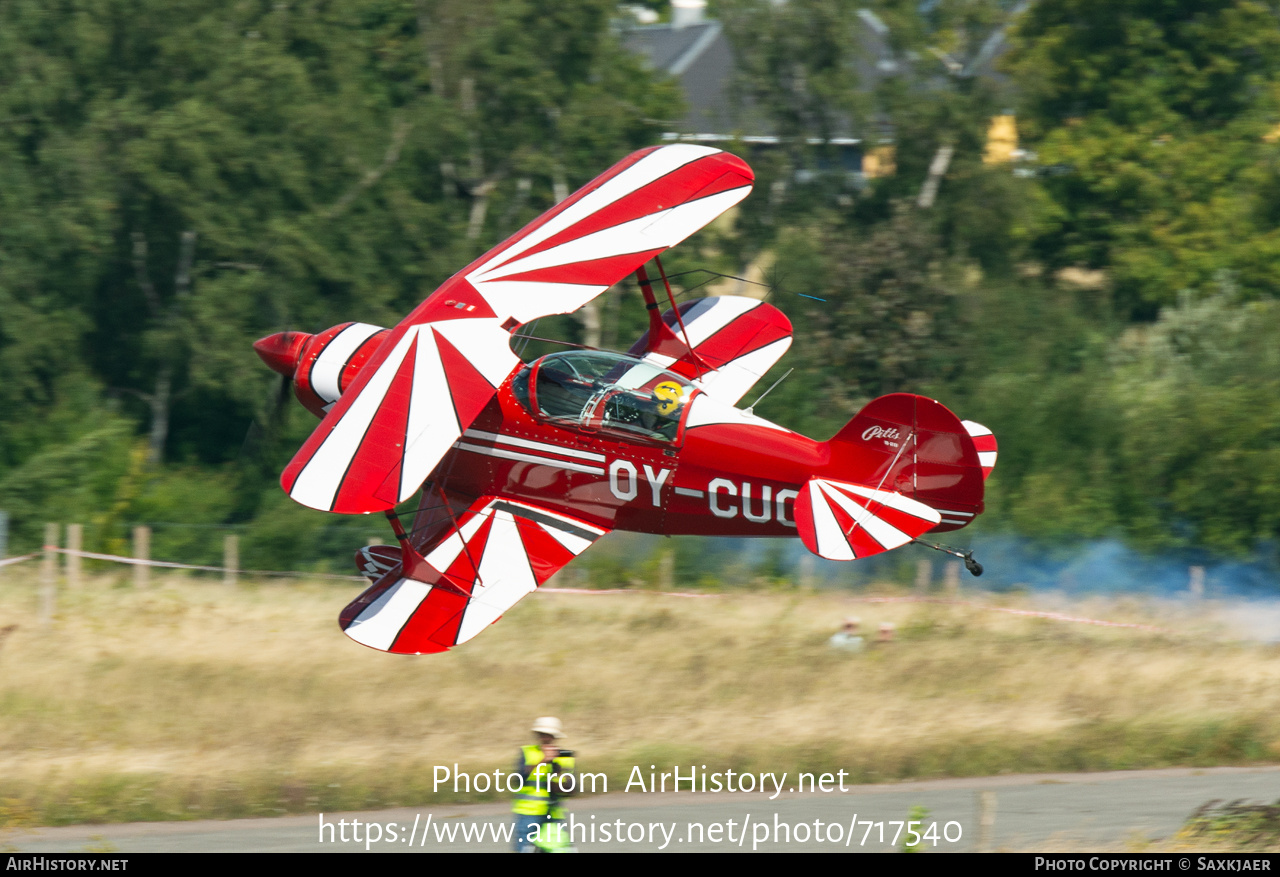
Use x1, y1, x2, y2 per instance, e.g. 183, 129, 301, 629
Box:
794, 478, 941, 561
355, 545, 401, 583
339, 496, 608, 654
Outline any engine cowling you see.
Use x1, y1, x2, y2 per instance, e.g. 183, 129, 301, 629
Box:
253, 322, 389, 417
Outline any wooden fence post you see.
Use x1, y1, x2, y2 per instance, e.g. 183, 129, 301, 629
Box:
798, 553, 816, 589
41, 523, 58, 626
133, 526, 150, 589
1189, 565, 1205, 599
66, 523, 83, 590
223, 534, 239, 587
0, 510, 8, 581
915, 558, 933, 593
945, 560, 961, 596
977, 790, 997, 852
657, 549, 674, 591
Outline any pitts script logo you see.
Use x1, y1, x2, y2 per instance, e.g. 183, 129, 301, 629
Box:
862, 425, 901, 442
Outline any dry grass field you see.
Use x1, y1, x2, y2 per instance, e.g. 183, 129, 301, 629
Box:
1, 569, 1278, 825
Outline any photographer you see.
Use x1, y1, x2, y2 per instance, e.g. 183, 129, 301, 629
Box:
511, 717, 575, 852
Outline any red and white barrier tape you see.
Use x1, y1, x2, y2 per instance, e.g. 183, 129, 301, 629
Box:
4, 549, 1168, 631
38, 547, 364, 581
539, 587, 720, 598
0, 553, 39, 568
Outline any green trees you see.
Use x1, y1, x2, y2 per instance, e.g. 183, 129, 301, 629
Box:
0, 0, 679, 554
1005, 0, 1280, 316
1, 0, 1277, 567
736, 0, 1280, 558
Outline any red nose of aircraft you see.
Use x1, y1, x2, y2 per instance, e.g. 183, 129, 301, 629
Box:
253, 331, 312, 376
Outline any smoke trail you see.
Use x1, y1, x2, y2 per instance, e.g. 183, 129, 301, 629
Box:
586, 532, 1280, 600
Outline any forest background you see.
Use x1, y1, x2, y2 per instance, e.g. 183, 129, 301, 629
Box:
2, 0, 1278, 588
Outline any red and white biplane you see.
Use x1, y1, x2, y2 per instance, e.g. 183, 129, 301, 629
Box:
254, 145, 997, 654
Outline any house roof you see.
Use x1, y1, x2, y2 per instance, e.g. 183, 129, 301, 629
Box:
625, 20, 763, 137
621, 7, 1015, 142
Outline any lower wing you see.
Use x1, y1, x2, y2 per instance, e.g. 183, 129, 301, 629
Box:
340, 495, 608, 654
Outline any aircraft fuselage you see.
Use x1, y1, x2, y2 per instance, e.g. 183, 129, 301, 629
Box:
438, 372, 820, 538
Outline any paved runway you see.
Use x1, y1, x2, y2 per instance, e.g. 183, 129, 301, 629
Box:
9, 765, 1279, 852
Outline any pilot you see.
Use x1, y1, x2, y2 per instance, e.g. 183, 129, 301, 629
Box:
605, 381, 684, 440
512, 717, 575, 852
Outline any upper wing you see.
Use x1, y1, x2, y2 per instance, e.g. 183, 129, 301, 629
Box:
628, 296, 792, 405
340, 496, 608, 654
283, 144, 755, 513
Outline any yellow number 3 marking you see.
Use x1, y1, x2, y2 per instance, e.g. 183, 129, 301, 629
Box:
654, 381, 684, 415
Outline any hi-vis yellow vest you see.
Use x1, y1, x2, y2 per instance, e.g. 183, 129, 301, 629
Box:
512, 744, 575, 815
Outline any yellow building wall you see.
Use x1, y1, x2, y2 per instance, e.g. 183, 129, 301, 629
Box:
984, 115, 1018, 164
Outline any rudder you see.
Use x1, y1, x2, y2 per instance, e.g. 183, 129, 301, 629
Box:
824, 393, 988, 531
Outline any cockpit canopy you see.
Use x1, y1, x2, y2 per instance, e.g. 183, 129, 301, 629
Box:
512, 351, 697, 443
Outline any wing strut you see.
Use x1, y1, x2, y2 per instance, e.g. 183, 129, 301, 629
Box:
634, 262, 713, 376
653, 255, 708, 379
383, 508, 473, 597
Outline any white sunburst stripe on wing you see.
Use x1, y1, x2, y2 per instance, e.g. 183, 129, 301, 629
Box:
807, 481, 856, 561
490, 498, 606, 555
310, 322, 383, 403
422, 509, 491, 575
684, 394, 791, 432
833, 482, 942, 522
638, 187, 752, 243
641, 352, 679, 370
695, 337, 793, 405
431, 318, 521, 388
467, 144, 720, 282
468, 281, 611, 326
677, 296, 762, 347
399, 326, 459, 502
345, 578, 431, 651
817, 481, 909, 553
817, 481, 939, 553
539, 521, 595, 555
476, 207, 704, 284
289, 328, 419, 511
456, 510, 538, 644
471, 188, 752, 323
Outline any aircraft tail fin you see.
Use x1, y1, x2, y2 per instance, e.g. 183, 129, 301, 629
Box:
823, 393, 990, 532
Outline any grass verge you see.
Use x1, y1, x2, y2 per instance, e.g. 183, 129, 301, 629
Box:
1, 572, 1277, 825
